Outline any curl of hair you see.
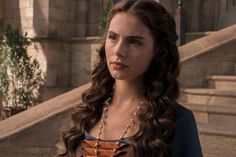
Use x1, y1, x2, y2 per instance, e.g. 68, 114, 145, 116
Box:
59, 0, 180, 157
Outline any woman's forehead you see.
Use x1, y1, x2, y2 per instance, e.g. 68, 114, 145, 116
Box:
108, 12, 152, 38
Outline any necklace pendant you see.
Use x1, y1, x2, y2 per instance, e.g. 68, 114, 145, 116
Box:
115, 141, 120, 145
94, 149, 98, 154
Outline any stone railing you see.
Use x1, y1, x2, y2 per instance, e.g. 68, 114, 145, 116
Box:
0, 83, 89, 157
179, 24, 236, 88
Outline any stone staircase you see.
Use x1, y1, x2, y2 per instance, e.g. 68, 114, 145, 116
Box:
180, 65, 236, 157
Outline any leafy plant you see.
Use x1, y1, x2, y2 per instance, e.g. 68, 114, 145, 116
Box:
98, 0, 112, 36
0, 25, 44, 119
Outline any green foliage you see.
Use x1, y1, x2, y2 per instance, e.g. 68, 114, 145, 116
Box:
98, 0, 112, 36
0, 25, 44, 116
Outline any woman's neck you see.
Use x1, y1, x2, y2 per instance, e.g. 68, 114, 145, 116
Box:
111, 80, 142, 108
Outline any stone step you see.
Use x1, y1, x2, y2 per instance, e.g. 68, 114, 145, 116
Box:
184, 104, 236, 127
198, 123, 236, 152
204, 148, 236, 157
180, 88, 236, 107
208, 75, 236, 90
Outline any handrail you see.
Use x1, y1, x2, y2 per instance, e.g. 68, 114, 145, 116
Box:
0, 83, 90, 139
179, 24, 236, 62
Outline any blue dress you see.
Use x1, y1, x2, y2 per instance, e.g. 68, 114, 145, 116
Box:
82, 105, 203, 157
171, 105, 203, 157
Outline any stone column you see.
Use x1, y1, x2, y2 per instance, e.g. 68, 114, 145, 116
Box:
217, 0, 236, 29
189, 0, 201, 31
48, 0, 77, 37
175, 0, 186, 45
76, 0, 89, 37
88, 0, 102, 36
19, 0, 35, 37
32, 0, 49, 37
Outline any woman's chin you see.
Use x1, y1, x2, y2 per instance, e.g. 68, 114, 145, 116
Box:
111, 75, 127, 80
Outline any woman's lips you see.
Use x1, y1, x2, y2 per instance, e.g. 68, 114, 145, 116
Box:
110, 62, 128, 70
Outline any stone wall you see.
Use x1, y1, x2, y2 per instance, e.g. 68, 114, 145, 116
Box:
70, 37, 102, 88
218, 0, 236, 29
48, 0, 77, 37
180, 42, 236, 88
0, 113, 67, 157
0, 0, 3, 38
3, 0, 21, 30
32, 0, 49, 37
159, 0, 236, 32
186, 0, 221, 32
27, 37, 102, 102
28, 38, 71, 101
76, 0, 103, 37
76, 0, 88, 37
1, 0, 103, 38
87, 0, 103, 36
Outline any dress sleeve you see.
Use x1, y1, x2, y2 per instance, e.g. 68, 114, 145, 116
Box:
171, 105, 203, 157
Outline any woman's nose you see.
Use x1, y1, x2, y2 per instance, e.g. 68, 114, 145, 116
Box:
113, 41, 126, 57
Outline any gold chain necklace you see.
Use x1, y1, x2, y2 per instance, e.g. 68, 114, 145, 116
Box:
94, 97, 143, 157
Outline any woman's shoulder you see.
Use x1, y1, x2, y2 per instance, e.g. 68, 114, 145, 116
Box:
171, 104, 203, 157
173, 104, 199, 139
174, 104, 196, 126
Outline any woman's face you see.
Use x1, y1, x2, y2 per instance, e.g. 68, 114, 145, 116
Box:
105, 12, 155, 81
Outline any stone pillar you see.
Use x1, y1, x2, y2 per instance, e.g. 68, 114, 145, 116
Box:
26, 0, 75, 101
77, 0, 105, 37
76, 0, 89, 37
218, 0, 236, 29
19, 0, 35, 37
30, 0, 78, 38
48, 0, 77, 37
3, 0, 49, 38
88, 0, 102, 36
32, 0, 49, 37
175, 0, 186, 45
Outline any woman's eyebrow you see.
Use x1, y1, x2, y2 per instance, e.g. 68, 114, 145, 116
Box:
126, 36, 145, 40
108, 30, 145, 40
107, 31, 118, 36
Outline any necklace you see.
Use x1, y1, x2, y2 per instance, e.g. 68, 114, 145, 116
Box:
94, 97, 143, 157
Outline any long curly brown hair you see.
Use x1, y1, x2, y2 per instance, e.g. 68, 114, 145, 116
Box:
59, 0, 180, 157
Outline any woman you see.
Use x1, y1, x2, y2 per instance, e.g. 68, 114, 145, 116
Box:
59, 0, 203, 157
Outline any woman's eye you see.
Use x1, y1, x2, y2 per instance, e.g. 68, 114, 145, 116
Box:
108, 35, 117, 42
128, 39, 141, 46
